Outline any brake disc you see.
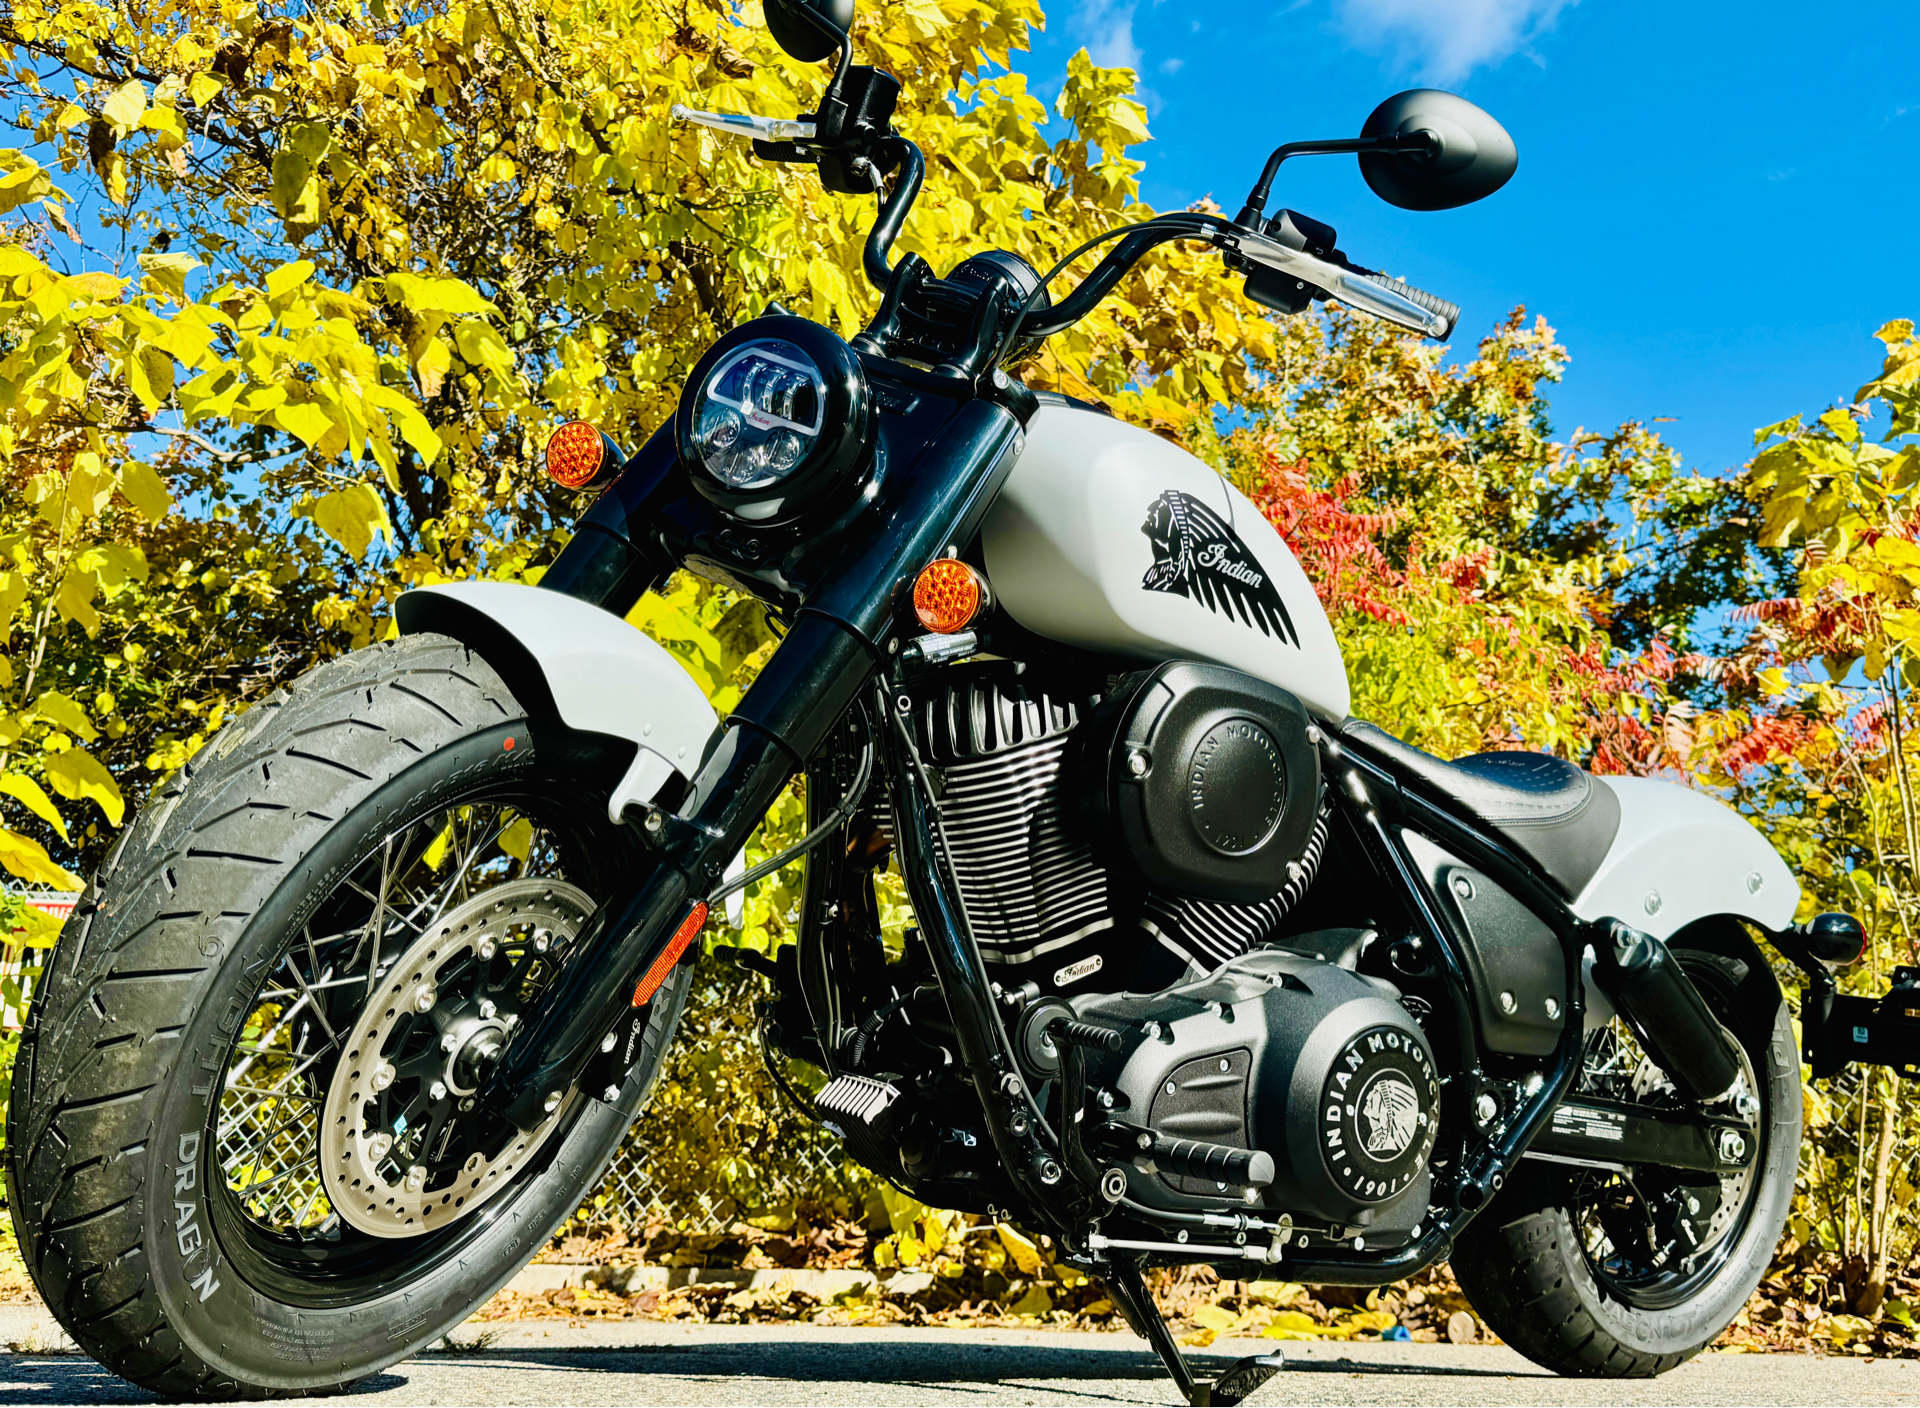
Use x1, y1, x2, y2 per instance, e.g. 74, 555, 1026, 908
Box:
320, 878, 594, 1238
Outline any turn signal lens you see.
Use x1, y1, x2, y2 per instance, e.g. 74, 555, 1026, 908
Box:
545, 420, 614, 489
913, 559, 988, 634
632, 902, 707, 1007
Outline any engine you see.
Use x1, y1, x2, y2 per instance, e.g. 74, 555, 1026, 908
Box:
891, 659, 1439, 1232
907, 660, 1326, 995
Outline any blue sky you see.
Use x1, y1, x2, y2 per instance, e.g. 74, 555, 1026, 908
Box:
1010, 0, 1920, 478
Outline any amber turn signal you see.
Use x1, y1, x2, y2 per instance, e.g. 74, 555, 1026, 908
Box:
544, 420, 620, 490
913, 558, 989, 634
632, 902, 707, 1007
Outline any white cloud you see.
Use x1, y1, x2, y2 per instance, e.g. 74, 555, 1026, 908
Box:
1159, 56, 1185, 74
1071, 0, 1144, 72
1334, 0, 1574, 83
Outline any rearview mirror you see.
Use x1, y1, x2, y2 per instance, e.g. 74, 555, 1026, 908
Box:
765, 0, 854, 63
1358, 90, 1516, 211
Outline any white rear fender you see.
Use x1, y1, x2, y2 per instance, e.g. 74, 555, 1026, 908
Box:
1571, 777, 1798, 940
393, 581, 718, 827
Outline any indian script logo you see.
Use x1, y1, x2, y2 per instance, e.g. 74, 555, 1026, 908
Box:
1140, 492, 1298, 646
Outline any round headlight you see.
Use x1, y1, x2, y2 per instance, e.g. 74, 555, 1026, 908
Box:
676, 317, 871, 523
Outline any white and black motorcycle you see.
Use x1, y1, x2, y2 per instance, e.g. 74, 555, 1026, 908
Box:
10, 2, 1909, 1401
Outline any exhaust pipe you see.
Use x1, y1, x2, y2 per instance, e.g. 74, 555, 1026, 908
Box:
1588, 920, 1743, 1104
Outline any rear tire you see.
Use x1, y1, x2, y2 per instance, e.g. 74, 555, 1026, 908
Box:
1450, 920, 1798, 1376
6, 634, 689, 1399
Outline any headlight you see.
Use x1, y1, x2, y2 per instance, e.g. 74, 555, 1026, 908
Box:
676, 316, 872, 523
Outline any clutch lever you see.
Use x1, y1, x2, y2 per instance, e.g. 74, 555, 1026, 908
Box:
670, 105, 817, 144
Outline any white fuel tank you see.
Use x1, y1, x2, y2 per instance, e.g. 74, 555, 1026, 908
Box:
982, 403, 1351, 720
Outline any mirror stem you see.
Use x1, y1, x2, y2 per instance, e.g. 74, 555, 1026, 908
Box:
1236, 130, 1437, 229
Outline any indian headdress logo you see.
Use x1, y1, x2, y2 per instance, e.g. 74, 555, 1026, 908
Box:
1140, 491, 1298, 646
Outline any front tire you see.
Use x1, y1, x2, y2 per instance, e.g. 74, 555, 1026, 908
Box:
6, 634, 688, 1399
1450, 920, 1799, 1376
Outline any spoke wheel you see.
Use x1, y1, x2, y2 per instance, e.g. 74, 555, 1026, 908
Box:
209, 787, 605, 1302
1564, 955, 1762, 1312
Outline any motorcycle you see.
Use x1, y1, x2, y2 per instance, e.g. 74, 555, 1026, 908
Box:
11, 0, 1915, 1401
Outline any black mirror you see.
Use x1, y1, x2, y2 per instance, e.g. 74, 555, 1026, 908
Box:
765, 0, 854, 63
1358, 90, 1516, 211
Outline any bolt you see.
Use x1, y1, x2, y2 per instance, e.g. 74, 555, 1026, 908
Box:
404, 1164, 426, 1192
1126, 750, 1149, 777
1353, 1236, 1366, 1251
1498, 991, 1516, 1014
1038, 1159, 1062, 1185
1474, 1092, 1499, 1125
370, 1064, 395, 1092
601, 1030, 619, 1053
543, 1090, 563, 1113
1545, 997, 1561, 1020
1137, 1132, 1153, 1151
1176, 1229, 1189, 1244
464, 1153, 484, 1174
414, 985, 436, 1013
1306, 725, 1323, 745
603, 1085, 621, 1102
504, 1013, 520, 1029
1644, 890, 1664, 916
534, 933, 550, 953
1096, 1089, 1116, 1109
644, 811, 664, 833
477, 938, 497, 961
1100, 1167, 1128, 1202
1687, 1196, 1701, 1214
458, 1098, 475, 1113
1451, 874, 1474, 900
441, 1032, 460, 1052
367, 1133, 393, 1161
479, 1000, 498, 1020
1218, 1058, 1231, 1073
1165, 1080, 1178, 1096
429, 1080, 447, 1101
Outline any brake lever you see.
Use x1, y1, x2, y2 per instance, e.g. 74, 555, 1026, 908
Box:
1217, 226, 1450, 339
670, 105, 817, 144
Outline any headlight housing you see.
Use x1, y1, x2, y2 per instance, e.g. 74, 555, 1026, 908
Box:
676, 316, 872, 523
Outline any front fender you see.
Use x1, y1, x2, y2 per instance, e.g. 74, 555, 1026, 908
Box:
395, 581, 719, 826
1570, 777, 1798, 939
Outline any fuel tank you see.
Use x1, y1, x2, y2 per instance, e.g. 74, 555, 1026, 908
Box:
982, 402, 1351, 720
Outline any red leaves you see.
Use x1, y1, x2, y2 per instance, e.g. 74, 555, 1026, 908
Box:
1250, 454, 1410, 626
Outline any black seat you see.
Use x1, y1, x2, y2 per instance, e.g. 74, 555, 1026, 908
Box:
1340, 720, 1621, 898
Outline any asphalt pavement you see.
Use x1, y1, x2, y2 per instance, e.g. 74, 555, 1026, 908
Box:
2, 1318, 1915, 1406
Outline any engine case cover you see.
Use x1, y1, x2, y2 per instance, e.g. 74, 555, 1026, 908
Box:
1075, 947, 1439, 1228
1081, 662, 1320, 904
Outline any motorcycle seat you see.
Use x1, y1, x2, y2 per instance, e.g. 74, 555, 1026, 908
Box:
1339, 720, 1621, 898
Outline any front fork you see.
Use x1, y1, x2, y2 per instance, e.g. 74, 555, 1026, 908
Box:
484, 400, 1027, 1132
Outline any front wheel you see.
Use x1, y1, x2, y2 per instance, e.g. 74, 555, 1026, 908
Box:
1450, 919, 1800, 1376
6, 634, 689, 1399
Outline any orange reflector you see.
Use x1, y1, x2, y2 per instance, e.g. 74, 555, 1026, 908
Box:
545, 420, 607, 489
913, 559, 987, 634
633, 902, 707, 1007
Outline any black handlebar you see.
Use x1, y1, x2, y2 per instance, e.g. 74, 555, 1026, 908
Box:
862, 137, 923, 292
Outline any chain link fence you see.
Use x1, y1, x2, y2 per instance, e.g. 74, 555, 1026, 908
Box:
572, 967, 870, 1234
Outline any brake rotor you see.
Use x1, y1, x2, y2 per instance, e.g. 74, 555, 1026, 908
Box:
320, 878, 593, 1238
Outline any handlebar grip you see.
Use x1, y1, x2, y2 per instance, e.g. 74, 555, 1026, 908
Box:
1349, 272, 1458, 340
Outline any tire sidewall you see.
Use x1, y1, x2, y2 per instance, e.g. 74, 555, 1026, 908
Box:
144, 722, 680, 1388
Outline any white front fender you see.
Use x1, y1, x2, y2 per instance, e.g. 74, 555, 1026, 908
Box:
1570, 777, 1798, 939
394, 581, 719, 826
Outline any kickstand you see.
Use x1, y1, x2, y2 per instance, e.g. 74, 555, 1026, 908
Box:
1100, 1255, 1285, 1407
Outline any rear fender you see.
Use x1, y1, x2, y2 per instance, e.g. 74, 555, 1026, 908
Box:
1570, 777, 1798, 939
394, 582, 719, 827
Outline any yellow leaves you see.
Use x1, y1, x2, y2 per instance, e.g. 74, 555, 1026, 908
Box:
266, 259, 316, 303
101, 80, 148, 134
126, 343, 175, 411
0, 151, 56, 216
413, 334, 452, 398
1006, 1284, 1052, 1318
137, 251, 201, 302
994, 1222, 1045, 1275
308, 482, 393, 558
54, 570, 101, 634
453, 318, 515, 380
117, 462, 173, 522
188, 72, 225, 107
44, 747, 125, 826
0, 829, 82, 889
33, 691, 98, 741
385, 271, 496, 317
0, 775, 68, 843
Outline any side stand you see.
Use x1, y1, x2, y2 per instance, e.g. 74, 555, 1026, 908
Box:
1100, 1255, 1285, 1407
